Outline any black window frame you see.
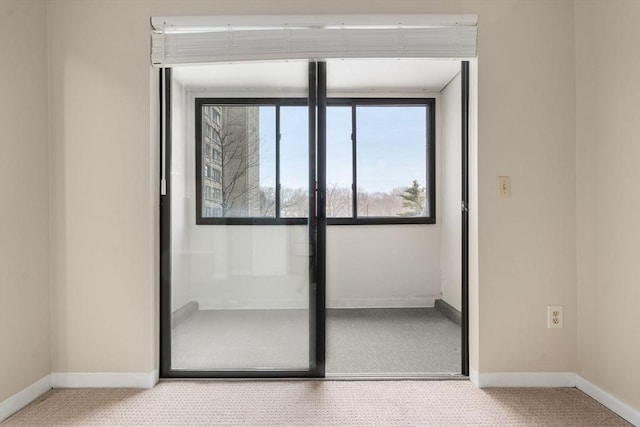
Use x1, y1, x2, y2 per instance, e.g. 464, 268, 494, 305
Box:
326, 98, 436, 225
195, 97, 308, 226
195, 97, 436, 226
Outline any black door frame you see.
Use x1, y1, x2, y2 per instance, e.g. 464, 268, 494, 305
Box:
159, 67, 172, 377
159, 62, 326, 378
159, 60, 471, 379
461, 60, 470, 377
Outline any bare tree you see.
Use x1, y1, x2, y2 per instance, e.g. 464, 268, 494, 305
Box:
218, 107, 260, 216
280, 187, 308, 217
202, 105, 274, 217
259, 186, 276, 217
203, 106, 428, 220
326, 183, 352, 217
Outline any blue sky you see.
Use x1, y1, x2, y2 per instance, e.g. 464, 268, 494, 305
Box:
259, 105, 426, 193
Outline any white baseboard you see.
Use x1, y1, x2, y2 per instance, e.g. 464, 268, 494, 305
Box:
469, 367, 480, 386
575, 375, 640, 426
197, 300, 307, 310
52, 369, 159, 389
327, 298, 436, 309
3, 370, 636, 426
0, 374, 52, 423
469, 369, 639, 426
470, 370, 578, 388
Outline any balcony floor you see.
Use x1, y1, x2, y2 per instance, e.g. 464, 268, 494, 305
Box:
171, 307, 461, 375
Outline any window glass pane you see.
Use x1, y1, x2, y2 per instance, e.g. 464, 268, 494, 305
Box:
201, 105, 276, 218
356, 105, 427, 217
280, 106, 309, 218
326, 106, 353, 217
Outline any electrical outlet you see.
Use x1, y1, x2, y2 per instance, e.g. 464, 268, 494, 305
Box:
547, 306, 563, 329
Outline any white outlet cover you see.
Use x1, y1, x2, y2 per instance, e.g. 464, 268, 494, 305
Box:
547, 305, 563, 329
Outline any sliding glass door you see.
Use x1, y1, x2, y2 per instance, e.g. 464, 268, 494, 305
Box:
160, 62, 325, 377
160, 59, 470, 378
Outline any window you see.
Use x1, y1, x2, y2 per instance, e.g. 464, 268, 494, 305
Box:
196, 98, 308, 225
326, 99, 435, 224
212, 169, 222, 183
326, 106, 353, 217
203, 206, 222, 217
212, 148, 222, 163
212, 188, 222, 203
196, 98, 434, 225
279, 106, 309, 218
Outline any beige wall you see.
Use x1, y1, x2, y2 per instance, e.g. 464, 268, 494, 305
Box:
45, 0, 579, 377
474, 1, 577, 373
47, 0, 159, 373
0, 0, 51, 401
0, 0, 635, 416
575, 0, 640, 410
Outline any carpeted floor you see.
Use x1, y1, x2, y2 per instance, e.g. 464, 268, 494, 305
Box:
326, 308, 461, 375
172, 309, 309, 370
1, 381, 631, 426
172, 308, 461, 374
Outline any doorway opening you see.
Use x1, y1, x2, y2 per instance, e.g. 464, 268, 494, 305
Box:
159, 59, 469, 378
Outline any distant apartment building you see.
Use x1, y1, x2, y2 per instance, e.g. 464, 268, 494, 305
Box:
201, 105, 260, 217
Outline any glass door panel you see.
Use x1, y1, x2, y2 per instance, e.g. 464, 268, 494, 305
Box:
166, 61, 317, 374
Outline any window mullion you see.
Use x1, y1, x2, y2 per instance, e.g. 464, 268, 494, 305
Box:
275, 104, 281, 219
351, 104, 357, 219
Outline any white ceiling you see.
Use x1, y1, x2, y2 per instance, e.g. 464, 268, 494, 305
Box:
326, 59, 461, 93
172, 59, 461, 95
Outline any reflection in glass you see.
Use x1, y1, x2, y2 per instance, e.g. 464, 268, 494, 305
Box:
171, 61, 312, 373
171, 226, 310, 371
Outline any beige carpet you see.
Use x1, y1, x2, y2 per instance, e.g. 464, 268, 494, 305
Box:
2, 381, 630, 426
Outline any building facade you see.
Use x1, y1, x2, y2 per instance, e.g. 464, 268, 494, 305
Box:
201, 105, 260, 217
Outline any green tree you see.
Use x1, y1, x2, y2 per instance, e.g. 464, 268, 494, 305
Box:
399, 180, 425, 217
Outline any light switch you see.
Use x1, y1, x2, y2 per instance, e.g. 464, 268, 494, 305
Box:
498, 176, 511, 198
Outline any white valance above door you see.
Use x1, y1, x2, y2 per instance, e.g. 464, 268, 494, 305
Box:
150, 14, 478, 66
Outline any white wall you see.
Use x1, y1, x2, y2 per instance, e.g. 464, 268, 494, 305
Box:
439, 72, 462, 311
171, 80, 444, 310
326, 90, 443, 309
0, 0, 51, 403
170, 85, 310, 310
327, 225, 441, 308
170, 79, 191, 311
188, 226, 310, 309
575, 0, 640, 411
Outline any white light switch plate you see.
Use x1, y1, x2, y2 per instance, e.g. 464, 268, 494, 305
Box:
498, 176, 511, 198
